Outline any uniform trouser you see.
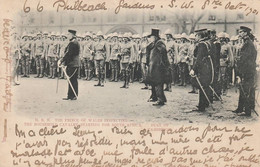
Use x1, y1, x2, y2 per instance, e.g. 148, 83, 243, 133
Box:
198, 86, 211, 110
83, 58, 94, 79
129, 62, 136, 82
66, 67, 78, 99
21, 56, 30, 76
227, 66, 233, 84
12, 58, 19, 82
172, 63, 178, 84
219, 66, 228, 93
212, 72, 221, 97
179, 62, 188, 85
121, 62, 130, 85
237, 73, 255, 115
95, 59, 105, 83
150, 84, 167, 103
141, 62, 147, 80
49, 57, 57, 77
78, 59, 83, 78
35, 55, 45, 76
110, 60, 119, 80
141, 63, 148, 86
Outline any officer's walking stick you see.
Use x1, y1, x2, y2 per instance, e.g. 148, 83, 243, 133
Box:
194, 75, 215, 111
56, 64, 59, 93
60, 65, 78, 99
209, 85, 223, 104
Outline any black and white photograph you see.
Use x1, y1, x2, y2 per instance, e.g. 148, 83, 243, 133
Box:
1, 0, 260, 166
10, 6, 260, 123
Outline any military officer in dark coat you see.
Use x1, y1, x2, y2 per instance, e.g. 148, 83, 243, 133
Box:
233, 26, 257, 116
190, 29, 213, 111
146, 29, 170, 106
59, 30, 80, 100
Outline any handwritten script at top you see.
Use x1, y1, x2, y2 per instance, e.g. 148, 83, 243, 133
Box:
10, 123, 260, 167
22, 0, 259, 16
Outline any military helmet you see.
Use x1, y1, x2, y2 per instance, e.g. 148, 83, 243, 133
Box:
224, 33, 230, 39
181, 33, 188, 39
189, 33, 196, 39
142, 32, 149, 38
164, 29, 172, 35
96, 31, 103, 37
217, 32, 225, 38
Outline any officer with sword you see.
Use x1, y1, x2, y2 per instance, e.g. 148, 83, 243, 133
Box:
233, 26, 257, 117
58, 29, 80, 100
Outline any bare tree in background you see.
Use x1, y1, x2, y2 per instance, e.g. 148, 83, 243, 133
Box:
174, 11, 204, 34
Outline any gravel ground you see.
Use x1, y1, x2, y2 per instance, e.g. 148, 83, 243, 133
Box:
12, 75, 259, 124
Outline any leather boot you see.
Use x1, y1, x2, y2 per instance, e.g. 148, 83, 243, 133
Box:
48, 67, 53, 79
115, 69, 118, 82
35, 68, 40, 78
39, 67, 44, 78
84, 69, 88, 80
94, 74, 101, 86
88, 70, 93, 81
110, 69, 115, 82
52, 68, 56, 79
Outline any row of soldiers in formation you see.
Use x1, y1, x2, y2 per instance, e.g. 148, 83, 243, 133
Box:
11, 29, 251, 94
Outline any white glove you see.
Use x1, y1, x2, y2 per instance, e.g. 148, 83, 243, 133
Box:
189, 69, 195, 76
58, 60, 63, 68
236, 76, 241, 84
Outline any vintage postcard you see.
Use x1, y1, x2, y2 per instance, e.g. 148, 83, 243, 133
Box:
0, 0, 260, 166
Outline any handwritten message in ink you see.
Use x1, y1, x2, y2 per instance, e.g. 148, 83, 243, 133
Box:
10, 119, 260, 167
21, 0, 259, 16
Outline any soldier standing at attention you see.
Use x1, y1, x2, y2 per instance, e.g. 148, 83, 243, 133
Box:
108, 33, 121, 82
21, 33, 31, 78
139, 32, 149, 87
10, 31, 21, 85
59, 30, 80, 100
218, 32, 234, 95
48, 33, 60, 79
164, 29, 176, 91
82, 32, 94, 81
93, 31, 107, 87
178, 33, 189, 86
233, 26, 257, 117
34, 32, 45, 78
119, 33, 134, 89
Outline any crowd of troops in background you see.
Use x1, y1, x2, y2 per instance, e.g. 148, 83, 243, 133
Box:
11, 27, 259, 115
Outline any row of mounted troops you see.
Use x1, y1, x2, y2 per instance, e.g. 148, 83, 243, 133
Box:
11, 29, 257, 92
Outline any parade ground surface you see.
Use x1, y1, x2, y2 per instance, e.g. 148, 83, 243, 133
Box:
12, 76, 259, 124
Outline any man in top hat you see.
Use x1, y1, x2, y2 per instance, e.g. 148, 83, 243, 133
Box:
233, 26, 257, 116
146, 29, 170, 106
59, 29, 80, 100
